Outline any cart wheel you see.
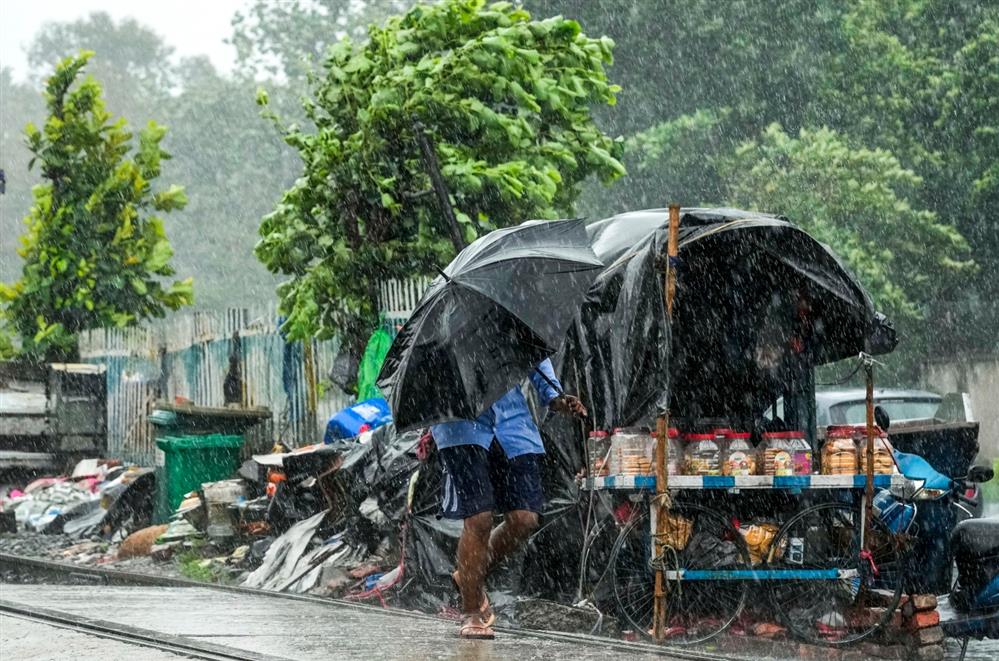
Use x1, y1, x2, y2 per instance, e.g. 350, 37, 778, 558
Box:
766, 502, 905, 646
609, 502, 749, 644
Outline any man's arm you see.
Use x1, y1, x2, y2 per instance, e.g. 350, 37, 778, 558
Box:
529, 358, 587, 417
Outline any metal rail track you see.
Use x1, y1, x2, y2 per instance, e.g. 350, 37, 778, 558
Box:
0, 600, 284, 661
0, 551, 736, 660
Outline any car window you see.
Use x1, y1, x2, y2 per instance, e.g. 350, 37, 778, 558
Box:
829, 399, 940, 425
763, 398, 785, 422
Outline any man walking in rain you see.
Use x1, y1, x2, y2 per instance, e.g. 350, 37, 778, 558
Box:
433, 358, 587, 639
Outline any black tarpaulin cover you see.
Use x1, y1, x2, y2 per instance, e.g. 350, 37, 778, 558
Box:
562, 207, 897, 431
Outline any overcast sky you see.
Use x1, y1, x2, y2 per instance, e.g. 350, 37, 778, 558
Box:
0, 0, 246, 82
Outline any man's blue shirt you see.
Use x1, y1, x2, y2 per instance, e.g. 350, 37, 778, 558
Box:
431, 359, 562, 458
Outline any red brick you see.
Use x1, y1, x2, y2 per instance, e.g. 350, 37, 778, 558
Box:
848, 607, 903, 631
904, 610, 940, 630
902, 594, 939, 617
906, 626, 944, 647
911, 643, 944, 661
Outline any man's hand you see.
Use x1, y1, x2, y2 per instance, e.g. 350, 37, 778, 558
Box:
550, 394, 588, 418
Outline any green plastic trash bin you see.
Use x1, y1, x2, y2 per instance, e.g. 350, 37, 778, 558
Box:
154, 434, 244, 523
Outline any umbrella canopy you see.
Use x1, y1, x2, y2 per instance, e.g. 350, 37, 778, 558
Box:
378, 219, 603, 431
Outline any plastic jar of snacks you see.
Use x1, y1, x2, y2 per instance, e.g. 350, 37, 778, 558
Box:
722, 432, 757, 476
859, 428, 897, 474
781, 430, 813, 475
665, 427, 684, 475
610, 427, 651, 475
684, 433, 721, 476
822, 425, 860, 475
587, 430, 611, 477
762, 431, 795, 476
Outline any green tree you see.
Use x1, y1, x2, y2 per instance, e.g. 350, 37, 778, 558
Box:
721, 125, 974, 321
256, 0, 624, 352
155, 56, 300, 308
932, 18, 999, 350
0, 53, 193, 360
26, 12, 175, 125
230, 0, 407, 81
618, 108, 732, 209
0, 67, 46, 285
6, 12, 305, 310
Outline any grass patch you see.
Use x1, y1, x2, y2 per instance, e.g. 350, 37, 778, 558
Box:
174, 540, 232, 584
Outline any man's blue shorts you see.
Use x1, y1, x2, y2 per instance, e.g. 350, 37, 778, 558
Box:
438, 441, 544, 520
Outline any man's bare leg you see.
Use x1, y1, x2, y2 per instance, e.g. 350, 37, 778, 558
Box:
457, 510, 493, 614
489, 509, 539, 570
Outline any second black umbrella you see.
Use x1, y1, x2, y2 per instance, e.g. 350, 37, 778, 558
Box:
377, 219, 603, 431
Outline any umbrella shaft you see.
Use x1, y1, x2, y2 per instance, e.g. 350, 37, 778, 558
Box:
534, 366, 565, 397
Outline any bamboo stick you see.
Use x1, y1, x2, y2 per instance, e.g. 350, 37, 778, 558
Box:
864, 357, 875, 547
653, 204, 681, 643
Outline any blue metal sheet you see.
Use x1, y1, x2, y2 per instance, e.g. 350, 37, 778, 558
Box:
773, 475, 811, 488
671, 568, 849, 580
702, 475, 734, 488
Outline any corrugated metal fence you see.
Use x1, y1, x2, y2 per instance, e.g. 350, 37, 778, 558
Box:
80, 280, 429, 466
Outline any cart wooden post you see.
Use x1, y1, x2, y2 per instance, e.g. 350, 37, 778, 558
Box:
653, 204, 681, 642
863, 356, 876, 547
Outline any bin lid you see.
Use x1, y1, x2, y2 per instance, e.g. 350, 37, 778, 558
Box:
155, 434, 245, 451
149, 409, 179, 428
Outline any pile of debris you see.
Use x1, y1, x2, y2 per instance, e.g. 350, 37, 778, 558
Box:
1, 459, 154, 541
0, 420, 602, 634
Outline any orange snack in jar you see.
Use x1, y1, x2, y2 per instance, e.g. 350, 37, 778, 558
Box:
858, 427, 897, 474
822, 425, 860, 475
762, 431, 795, 476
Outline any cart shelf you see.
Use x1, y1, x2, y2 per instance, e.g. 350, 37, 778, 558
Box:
583, 473, 906, 491
662, 568, 859, 580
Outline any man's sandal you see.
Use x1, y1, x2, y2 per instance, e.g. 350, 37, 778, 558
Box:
452, 570, 496, 627
459, 614, 495, 640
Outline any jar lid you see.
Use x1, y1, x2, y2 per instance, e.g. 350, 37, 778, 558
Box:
725, 431, 751, 439
683, 433, 715, 441
826, 425, 859, 437
589, 430, 609, 438
712, 428, 733, 436
764, 431, 803, 439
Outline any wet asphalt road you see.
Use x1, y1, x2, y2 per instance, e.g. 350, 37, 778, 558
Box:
0, 584, 679, 660
0, 582, 995, 660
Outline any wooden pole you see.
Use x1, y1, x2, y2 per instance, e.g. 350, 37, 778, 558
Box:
863, 357, 875, 546
653, 204, 681, 643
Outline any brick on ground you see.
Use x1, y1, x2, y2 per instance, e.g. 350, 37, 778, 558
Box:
904, 625, 944, 647
904, 610, 940, 631
848, 606, 903, 630
901, 594, 938, 618
910, 643, 945, 661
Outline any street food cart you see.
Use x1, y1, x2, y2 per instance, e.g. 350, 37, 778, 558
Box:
552, 207, 911, 646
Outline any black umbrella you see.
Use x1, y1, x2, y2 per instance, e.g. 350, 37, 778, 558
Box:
377, 219, 603, 431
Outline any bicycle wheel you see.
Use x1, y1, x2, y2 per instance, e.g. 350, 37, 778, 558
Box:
766, 501, 905, 646
609, 502, 749, 644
